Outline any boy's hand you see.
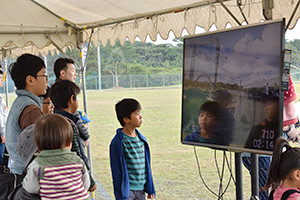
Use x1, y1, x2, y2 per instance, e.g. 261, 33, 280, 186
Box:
1, 136, 5, 143
147, 194, 155, 199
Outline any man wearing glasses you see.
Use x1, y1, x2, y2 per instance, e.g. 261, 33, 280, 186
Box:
5, 53, 49, 175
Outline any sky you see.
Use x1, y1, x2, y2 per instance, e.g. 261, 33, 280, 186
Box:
182, 22, 282, 87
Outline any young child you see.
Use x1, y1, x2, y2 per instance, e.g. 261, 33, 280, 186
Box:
50, 80, 96, 192
54, 58, 90, 152
264, 137, 300, 199
6, 53, 48, 175
39, 87, 54, 114
22, 114, 91, 200
184, 101, 222, 144
110, 98, 155, 200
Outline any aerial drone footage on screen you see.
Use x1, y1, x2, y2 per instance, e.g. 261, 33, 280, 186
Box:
181, 19, 285, 155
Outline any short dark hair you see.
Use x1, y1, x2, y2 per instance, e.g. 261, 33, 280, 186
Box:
199, 101, 222, 120
50, 80, 80, 109
9, 53, 45, 89
54, 58, 75, 79
115, 98, 141, 126
34, 113, 73, 150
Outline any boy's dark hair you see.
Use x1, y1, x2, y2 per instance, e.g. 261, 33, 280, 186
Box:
9, 53, 45, 89
54, 57, 75, 79
115, 98, 141, 126
34, 113, 73, 150
39, 86, 51, 99
199, 101, 222, 120
50, 80, 80, 109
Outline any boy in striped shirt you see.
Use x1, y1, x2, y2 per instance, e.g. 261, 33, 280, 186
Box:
110, 98, 156, 200
22, 114, 91, 200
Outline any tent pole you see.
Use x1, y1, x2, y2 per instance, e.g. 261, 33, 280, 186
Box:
217, 0, 242, 26
237, 0, 249, 24
79, 46, 93, 174
262, 0, 274, 20
79, 30, 94, 176
97, 42, 102, 90
286, 0, 300, 32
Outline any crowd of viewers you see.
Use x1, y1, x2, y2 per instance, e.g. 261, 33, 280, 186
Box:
3, 52, 300, 200
0, 53, 156, 200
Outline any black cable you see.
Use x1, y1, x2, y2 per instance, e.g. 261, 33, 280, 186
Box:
224, 151, 236, 184
214, 150, 225, 200
219, 151, 235, 199
194, 146, 237, 199
214, 150, 221, 178
194, 146, 220, 198
218, 151, 226, 200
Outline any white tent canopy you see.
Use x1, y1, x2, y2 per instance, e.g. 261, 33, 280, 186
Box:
1, 0, 300, 55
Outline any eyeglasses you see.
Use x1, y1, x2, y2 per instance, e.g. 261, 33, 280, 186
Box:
43, 102, 53, 106
36, 74, 48, 80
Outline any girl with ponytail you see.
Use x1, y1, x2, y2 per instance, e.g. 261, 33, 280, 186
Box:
265, 137, 300, 200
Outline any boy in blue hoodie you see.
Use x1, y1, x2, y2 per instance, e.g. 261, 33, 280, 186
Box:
110, 98, 155, 200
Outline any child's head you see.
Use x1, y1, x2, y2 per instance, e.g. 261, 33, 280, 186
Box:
265, 137, 300, 190
40, 87, 54, 114
212, 90, 231, 109
198, 101, 221, 131
34, 113, 73, 151
264, 100, 279, 122
115, 98, 141, 127
50, 80, 80, 113
54, 58, 77, 82
9, 53, 46, 90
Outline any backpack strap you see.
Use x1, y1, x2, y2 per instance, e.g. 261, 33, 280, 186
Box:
281, 189, 300, 200
269, 189, 275, 200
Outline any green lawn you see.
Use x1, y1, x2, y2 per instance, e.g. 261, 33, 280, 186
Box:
10, 85, 300, 199
84, 87, 252, 200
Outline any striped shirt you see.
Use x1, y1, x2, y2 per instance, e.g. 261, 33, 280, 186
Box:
39, 162, 90, 200
122, 131, 147, 190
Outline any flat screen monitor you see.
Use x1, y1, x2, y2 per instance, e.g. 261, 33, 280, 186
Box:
181, 19, 285, 155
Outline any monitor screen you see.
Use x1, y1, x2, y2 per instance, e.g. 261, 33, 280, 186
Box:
181, 19, 285, 155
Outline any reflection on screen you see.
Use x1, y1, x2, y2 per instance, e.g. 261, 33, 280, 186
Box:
181, 19, 284, 154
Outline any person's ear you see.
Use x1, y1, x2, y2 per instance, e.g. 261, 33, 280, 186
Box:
25, 75, 35, 87
60, 70, 66, 78
123, 117, 130, 124
69, 95, 75, 104
292, 170, 300, 181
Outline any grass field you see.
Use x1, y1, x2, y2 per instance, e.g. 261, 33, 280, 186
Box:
83, 87, 253, 200
7, 85, 300, 199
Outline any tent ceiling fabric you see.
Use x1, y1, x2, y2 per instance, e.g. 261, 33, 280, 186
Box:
0, 0, 300, 54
